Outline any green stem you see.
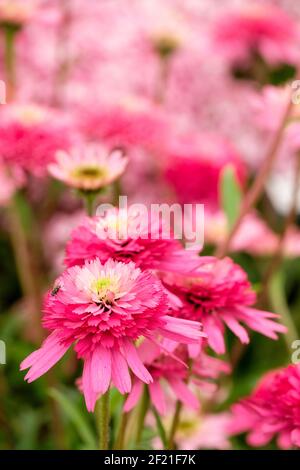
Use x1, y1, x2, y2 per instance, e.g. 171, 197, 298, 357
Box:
114, 410, 129, 450
96, 390, 110, 450
167, 400, 182, 450
84, 193, 95, 217
135, 386, 150, 447
3, 24, 18, 101
269, 270, 298, 349
152, 406, 167, 449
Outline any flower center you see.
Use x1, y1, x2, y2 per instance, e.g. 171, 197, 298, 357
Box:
90, 276, 119, 304
72, 165, 106, 180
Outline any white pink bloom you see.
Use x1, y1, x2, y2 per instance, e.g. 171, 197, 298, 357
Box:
48, 145, 128, 191
20, 258, 204, 411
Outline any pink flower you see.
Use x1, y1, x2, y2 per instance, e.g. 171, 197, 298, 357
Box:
161, 257, 286, 354
0, 158, 25, 206
20, 258, 204, 411
124, 341, 230, 415
214, 5, 300, 66
48, 145, 127, 191
65, 208, 206, 274
0, 104, 71, 178
164, 137, 245, 210
0, 0, 38, 27
229, 365, 300, 449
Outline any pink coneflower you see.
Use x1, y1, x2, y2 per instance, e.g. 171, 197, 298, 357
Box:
20, 258, 204, 411
65, 208, 206, 274
229, 365, 300, 449
124, 341, 230, 415
0, 104, 71, 178
161, 257, 286, 354
48, 145, 127, 191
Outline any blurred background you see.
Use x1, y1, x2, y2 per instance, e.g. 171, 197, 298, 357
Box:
1, 0, 300, 450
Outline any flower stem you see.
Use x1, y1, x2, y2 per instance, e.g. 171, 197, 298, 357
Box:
3, 24, 18, 101
167, 400, 182, 450
135, 385, 150, 447
114, 409, 129, 450
96, 390, 110, 450
152, 405, 167, 449
215, 95, 294, 258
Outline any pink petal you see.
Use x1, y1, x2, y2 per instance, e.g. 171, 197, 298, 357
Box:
222, 314, 250, 344
21, 332, 70, 383
124, 380, 143, 412
149, 380, 167, 415
111, 348, 131, 394
122, 339, 152, 384
82, 357, 98, 412
169, 379, 199, 410
202, 316, 225, 354
91, 346, 111, 394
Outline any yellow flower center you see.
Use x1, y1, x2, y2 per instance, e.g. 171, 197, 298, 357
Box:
71, 165, 107, 180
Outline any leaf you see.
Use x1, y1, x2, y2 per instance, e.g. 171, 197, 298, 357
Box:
220, 164, 242, 229
48, 388, 97, 449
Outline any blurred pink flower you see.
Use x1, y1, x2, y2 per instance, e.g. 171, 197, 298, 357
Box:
161, 257, 286, 354
0, 104, 72, 177
0, 157, 25, 206
0, 0, 38, 27
21, 258, 204, 411
48, 145, 127, 191
124, 341, 230, 415
229, 365, 300, 449
214, 5, 300, 65
205, 211, 279, 256
65, 207, 206, 274
164, 136, 246, 210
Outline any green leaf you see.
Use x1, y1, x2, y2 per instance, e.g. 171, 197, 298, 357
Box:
220, 164, 242, 229
48, 388, 97, 449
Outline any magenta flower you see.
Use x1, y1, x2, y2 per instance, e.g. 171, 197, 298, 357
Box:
161, 257, 286, 354
65, 208, 206, 274
229, 365, 300, 449
124, 341, 230, 415
0, 104, 71, 178
48, 145, 127, 191
20, 259, 204, 411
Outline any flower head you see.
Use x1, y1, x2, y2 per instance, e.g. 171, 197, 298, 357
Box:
124, 341, 230, 415
65, 208, 205, 274
0, 0, 37, 28
161, 257, 286, 354
0, 104, 71, 178
48, 145, 127, 191
21, 258, 204, 411
229, 365, 300, 449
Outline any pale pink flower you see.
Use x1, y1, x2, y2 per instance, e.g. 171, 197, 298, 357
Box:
205, 211, 278, 256
48, 145, 127, 191
0, 0, 38, 26
229, 365, 300, 449
154, 410, 232, 450
20, 258, 204, 411
124, 341, 230, 415
65, 208, 207, 274
161, 257, 286, 354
